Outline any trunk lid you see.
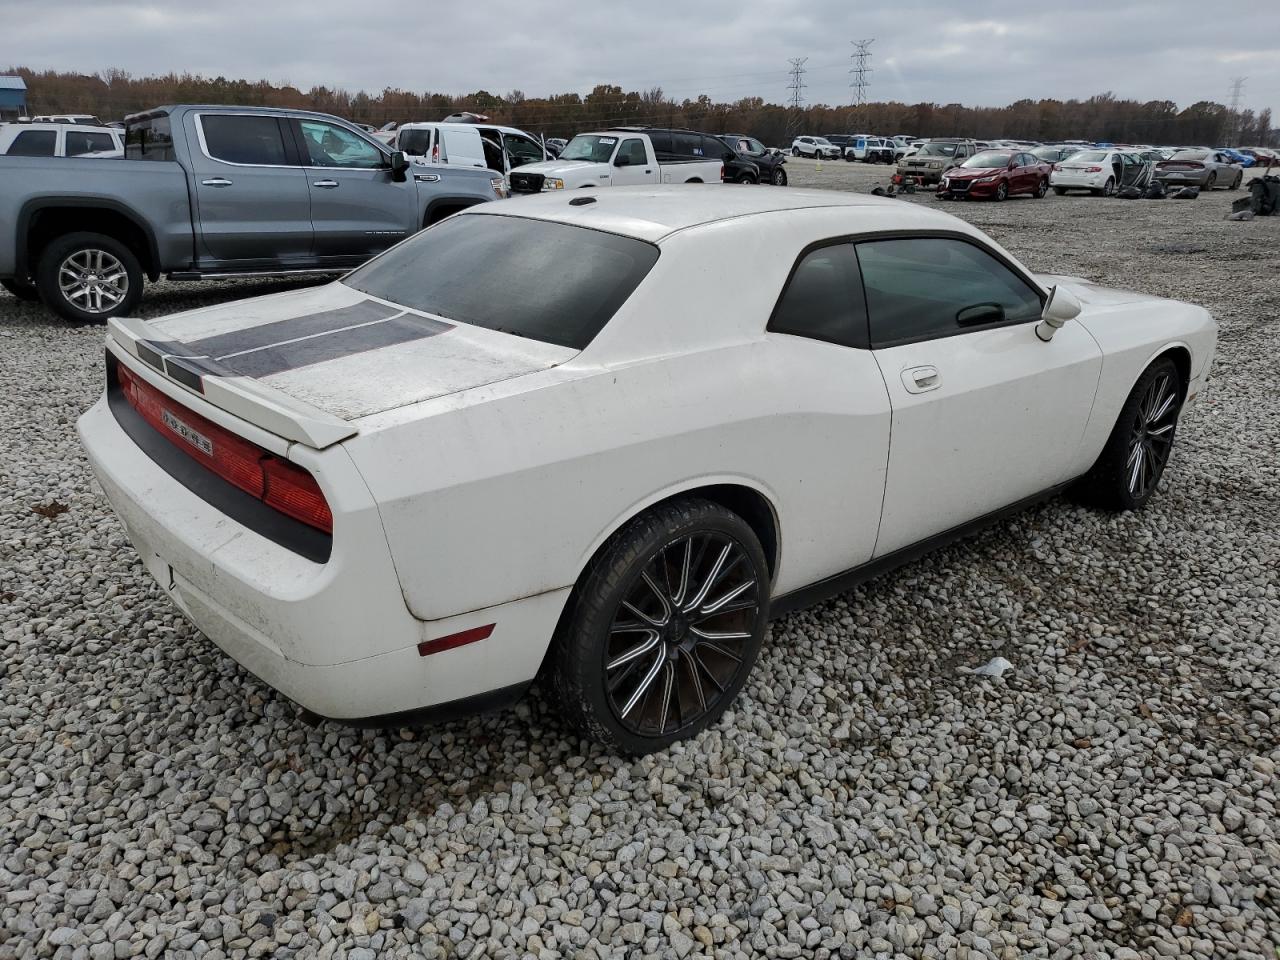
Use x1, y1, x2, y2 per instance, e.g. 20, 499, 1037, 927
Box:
108, 282, 576, 447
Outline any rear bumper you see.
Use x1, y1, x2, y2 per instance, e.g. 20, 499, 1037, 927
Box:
1050, 171, 1108, 190
78, 392, 569, 720
1153, 171, 1208, 186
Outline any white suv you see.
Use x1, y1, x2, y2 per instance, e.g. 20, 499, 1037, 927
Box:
0, 122, 122, 158
791, 136, 840, 159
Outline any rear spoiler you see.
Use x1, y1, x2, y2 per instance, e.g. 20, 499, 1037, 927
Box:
107, 317, 357, 449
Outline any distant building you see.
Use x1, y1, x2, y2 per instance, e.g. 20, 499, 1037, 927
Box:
0, 76, 27, 121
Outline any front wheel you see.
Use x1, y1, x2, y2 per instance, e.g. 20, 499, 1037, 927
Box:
994, 181, 1009, 201
771, 167, 788, 186
549, 498, 770, 754
1073, 357, 1182, 511
35, 232, 143, 323
1, 278, 40, 302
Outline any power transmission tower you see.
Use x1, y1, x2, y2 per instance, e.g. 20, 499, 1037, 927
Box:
850, 39, 875, 130
786, 57, 807, 140
1227, 77, 1247, 145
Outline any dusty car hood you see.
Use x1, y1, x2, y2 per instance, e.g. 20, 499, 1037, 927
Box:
143, 281, 577, 421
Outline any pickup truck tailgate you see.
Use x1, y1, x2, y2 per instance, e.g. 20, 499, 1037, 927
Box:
108, 282, 576, 444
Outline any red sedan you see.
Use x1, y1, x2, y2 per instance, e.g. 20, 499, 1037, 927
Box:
936, 150, 1052, 201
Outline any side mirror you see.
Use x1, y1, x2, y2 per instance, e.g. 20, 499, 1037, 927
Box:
1036, 285, 1082, 341
614, 154, 630, 167
389, 150, 409, 181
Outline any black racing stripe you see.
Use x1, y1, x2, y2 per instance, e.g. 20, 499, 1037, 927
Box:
221, 314, 452, 379
182, 300, 401, 359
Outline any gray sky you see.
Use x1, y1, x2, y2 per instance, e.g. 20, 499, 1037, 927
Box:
6, 0, 1275, 114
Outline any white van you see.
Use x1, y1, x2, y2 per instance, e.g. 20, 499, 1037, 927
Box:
392, 122, 546, 179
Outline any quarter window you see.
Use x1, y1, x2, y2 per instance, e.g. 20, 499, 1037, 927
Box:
6, 130, 56, 156
857, 237, 1043, 346
297, 120, 384, 169
768, 244, 868, 349
124, 113, 175, 161
201, 115, 289, 166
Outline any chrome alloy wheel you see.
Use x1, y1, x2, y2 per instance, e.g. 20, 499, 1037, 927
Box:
58, 249, 129, 314
1126, 369, 1179, 499
604, 533, 760, 737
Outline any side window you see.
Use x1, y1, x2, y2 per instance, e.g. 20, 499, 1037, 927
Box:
647, 130, 672, 157
125, 114, 175, 161
767, 244, 868, 350
618, 138, 647, 165
702, 136, 724, 159
7, 130, 57, 156
200, 115, 289, 166
502, 133, 543, 168
748, 138, 766, 154
66, 131, 116, 156
857, 237, 1043, 347
297, 120, 384, 169
672, 132, 700, 157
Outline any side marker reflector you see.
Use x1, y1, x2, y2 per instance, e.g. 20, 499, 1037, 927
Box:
417, 623, 495, 657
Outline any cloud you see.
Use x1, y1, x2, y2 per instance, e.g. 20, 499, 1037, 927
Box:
4, 0, 1275, 115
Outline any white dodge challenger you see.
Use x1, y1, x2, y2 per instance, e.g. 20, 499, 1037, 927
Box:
78, 187, 1216, 754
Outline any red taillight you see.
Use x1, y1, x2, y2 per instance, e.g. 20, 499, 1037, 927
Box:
117, 361, 332, 535
262, 457, 332, 532
720, 164, 726, 181
417, 623, 495, 657
431, 142, 439, 163
1083, 166, 1103, 173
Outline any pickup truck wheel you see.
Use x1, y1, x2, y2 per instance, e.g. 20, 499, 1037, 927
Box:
1, 278, 40, 302
37, 233, 142, 323
771, 168, 788, 186
735, 173, 756, 185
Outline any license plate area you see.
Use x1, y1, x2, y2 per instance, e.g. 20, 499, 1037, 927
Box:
162, 408, 214, 456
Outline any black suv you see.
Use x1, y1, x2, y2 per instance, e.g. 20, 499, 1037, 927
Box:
720, 134, 788, 186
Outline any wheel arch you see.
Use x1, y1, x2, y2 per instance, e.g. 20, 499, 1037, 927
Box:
19, 198, 161, 282
422, 196, 485, 229
1142, 342, 1193, 400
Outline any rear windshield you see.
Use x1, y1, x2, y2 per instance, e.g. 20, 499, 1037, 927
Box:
1071, 151, 1108, 162
343, 214, 659, 350
125, 113, 175, 161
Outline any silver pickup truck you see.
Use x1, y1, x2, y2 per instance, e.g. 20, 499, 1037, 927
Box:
0, 105, 504, 321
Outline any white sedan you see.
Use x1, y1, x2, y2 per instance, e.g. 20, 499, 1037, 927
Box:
79, 188, 1216, 754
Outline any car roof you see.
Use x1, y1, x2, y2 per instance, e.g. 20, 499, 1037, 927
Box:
1, 122, 118, 134
466, 185, 970, 244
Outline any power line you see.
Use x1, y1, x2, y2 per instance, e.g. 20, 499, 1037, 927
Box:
785, 57, 807, 140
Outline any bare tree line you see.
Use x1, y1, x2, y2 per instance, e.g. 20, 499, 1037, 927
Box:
7, 67, 1275, 147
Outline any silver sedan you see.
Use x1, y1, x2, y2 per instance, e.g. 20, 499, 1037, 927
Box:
1154, 150, 1244, 190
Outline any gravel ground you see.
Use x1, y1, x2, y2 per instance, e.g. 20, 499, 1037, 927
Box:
1, 174, 1278, 960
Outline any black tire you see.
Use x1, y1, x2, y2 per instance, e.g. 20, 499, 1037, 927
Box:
1034, 178, 1049, 198
1053, 186, 1067, 196
1073, 357, 1183, 511
994, 181, 1009, 201
1205, 172, 1216, 191
1, 278, 40, 301
771, 167, 788, 186
1228, 173, 1241, 191
1102, 177, 1116, 197
791, 147, 800, 157
549, 498, 770, 754
36, 232, 142, 323
736, 173, 756, 185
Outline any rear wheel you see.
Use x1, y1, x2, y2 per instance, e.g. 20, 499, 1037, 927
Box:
771, 167, 788, 186
35, 232, 143, 323
1101, 177, 1116, 197
1228, 173, 1241, 190
1, 278, 40, 302
549, 498, 770, 754
736, 173, 756, 185
1205, 172, 1217, 191
1073, 357, 1182, 511
1035, 178, 1049, 198
791, 147, 800, 157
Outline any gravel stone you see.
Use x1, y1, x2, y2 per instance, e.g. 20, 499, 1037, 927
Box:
1, 167, 1278, 959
